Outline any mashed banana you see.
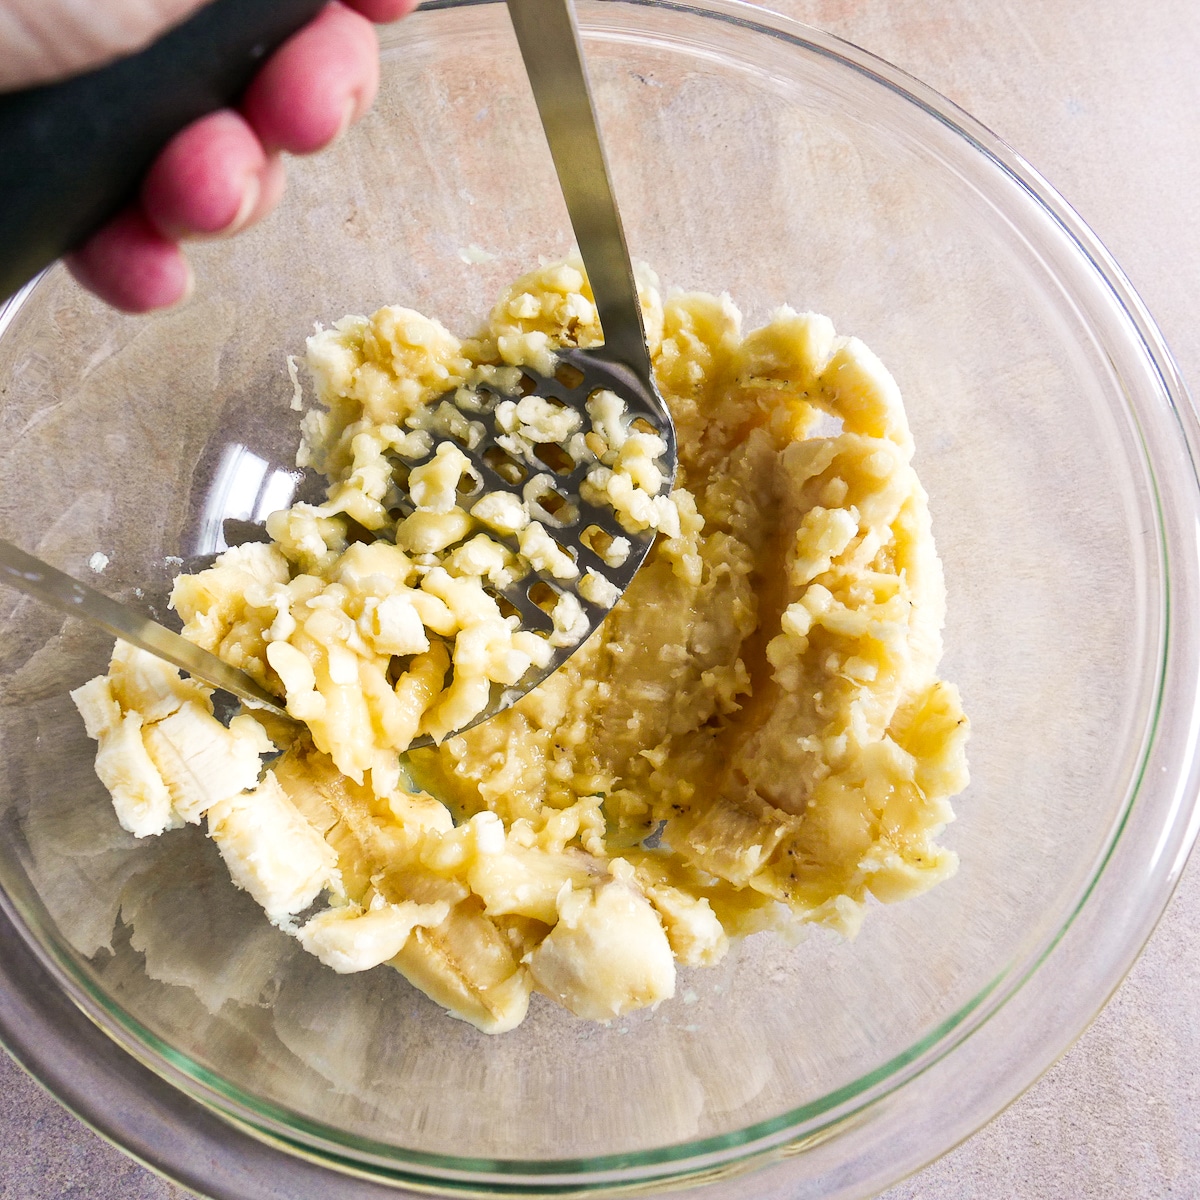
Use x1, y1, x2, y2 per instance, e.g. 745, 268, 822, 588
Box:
72, 261, 968, 1033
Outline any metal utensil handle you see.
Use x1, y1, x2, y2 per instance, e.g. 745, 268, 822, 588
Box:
506, 0, 653, 383
0, 0, 324, 302
0, 539, 285, 712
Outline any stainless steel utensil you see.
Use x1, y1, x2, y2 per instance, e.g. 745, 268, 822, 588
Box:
381, 0, 678, 723
323, 0, 677, 731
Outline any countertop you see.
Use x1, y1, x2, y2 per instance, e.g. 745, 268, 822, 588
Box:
2, 0, 1199, 1196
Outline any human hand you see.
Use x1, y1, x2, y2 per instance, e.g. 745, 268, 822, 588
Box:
1, 0, 414, 312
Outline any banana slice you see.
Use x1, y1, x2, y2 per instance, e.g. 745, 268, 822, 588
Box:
390, 889, 532, 1035
207, 770, 341, 923
527, 866, 675, 1021
297, 898, 450, 972
106, 642, 209, 724
143, 702, 272, 823
643, 883, 728, 968
467, 843, 599, 925
70, 675, 178, 839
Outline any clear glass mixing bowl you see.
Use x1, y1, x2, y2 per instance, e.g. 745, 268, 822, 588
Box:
1, 1, 1198, 1197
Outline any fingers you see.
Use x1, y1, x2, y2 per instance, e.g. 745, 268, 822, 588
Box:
72, 0, 410, 312
241, 1, 382, 155
72, 109, 285, 312
341, 0, 418, 22
65, 209, 193, 313
140, 3, 381, 245
141, 110, 285, 239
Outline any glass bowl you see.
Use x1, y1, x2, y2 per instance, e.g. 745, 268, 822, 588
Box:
1, 0, 1198, 1197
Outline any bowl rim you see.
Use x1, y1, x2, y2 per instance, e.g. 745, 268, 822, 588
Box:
2, 0, 1199, 1195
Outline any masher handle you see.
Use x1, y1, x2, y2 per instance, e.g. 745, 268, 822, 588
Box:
506, 0, 654, 385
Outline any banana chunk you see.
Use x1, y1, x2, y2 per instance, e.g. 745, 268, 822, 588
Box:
646, 884, 728, 968
143, 702, 271, 823
527, 868, 676, 1021
70, 673, 122, 741
296, 899, 450, 972
391, 895, 533, 1035
468, 844, 598, 926
107, 642, 209, 724
71, 674, 179, 839
207, 771, 341, 923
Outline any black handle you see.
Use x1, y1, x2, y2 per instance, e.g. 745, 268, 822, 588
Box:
0, 0, 326, 302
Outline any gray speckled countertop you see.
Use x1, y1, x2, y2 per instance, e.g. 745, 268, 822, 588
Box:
3, 0, 1199, 1195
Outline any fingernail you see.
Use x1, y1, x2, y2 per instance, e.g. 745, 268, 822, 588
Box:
335, 95, 357, 141
172, 258, 196, 308
221, 172, 261, 236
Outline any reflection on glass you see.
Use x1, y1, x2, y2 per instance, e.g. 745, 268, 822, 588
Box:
195, 444, 301, 554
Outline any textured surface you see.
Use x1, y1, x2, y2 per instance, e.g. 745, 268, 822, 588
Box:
3, 0, 1199, 1195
